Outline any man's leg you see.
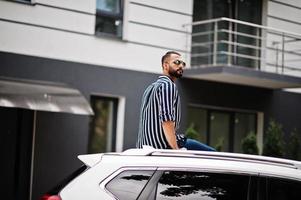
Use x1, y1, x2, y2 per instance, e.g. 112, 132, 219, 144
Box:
184, 138, 216, 151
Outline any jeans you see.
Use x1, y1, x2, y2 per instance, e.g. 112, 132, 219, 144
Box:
183, 138, 216, 151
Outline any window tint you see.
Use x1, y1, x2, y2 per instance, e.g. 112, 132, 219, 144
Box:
106, 170, 154, 200
266, 177, 301, 200
156, 171, 250, 200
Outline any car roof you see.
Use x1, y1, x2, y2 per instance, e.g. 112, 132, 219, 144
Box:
78, 148, 301, 182
121, 148, 301, 170
79, 148, 301, 171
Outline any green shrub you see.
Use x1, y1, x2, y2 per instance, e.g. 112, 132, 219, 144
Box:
185, 123, 198, 139
262, 119, 284, 158
214, 137, 224, 152
185, 123, 202, 141
286, 128, 301, 161
241, 132, 259, 155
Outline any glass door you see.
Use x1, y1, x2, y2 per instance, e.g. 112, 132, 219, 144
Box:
186, 106, 257, 153
209, 111, 231, 152
233, 112, 257, 153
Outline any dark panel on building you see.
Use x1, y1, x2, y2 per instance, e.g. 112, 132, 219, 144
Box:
267, 90, 301, 136
178, 77, 273, 128
32, 111, 89, 199
0, 107, 33, 200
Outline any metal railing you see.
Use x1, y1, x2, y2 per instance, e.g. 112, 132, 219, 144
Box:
183, 17, 301, 76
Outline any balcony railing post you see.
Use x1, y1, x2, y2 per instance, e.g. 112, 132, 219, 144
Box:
227, 21, 232, 66
281, 33, 285, 73
276, 43, 279, 73
213, 21, 218, 65
255, 28, 260, 70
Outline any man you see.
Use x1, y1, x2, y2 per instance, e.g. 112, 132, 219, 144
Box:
136, 51, 215, 151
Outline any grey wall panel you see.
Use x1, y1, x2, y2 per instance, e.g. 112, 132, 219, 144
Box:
0, 51, 158, 199
179, 77, 273, 112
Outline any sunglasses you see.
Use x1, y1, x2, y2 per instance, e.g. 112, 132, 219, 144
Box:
173, 60, 186, 67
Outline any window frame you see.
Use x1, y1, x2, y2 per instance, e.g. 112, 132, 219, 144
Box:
105, 169, 156, 200
99, 167, 158, 199
95, 0, 124, 38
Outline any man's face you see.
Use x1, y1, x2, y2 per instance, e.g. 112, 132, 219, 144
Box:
165, 54, 186, 79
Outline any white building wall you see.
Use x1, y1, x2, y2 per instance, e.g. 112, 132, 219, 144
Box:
0, 0, 193, 74
265, 0, 301, 78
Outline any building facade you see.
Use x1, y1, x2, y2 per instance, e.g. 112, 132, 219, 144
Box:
0, 0, 301, 199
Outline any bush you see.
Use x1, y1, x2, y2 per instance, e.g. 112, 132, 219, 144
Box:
185, 123, 200, 140
286, 128, 301, 161
241, 132, 259, 155
214, 137, 224, 152
262, 119, 284, 158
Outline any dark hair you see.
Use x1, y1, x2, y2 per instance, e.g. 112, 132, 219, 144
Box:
161, 51, 181, 67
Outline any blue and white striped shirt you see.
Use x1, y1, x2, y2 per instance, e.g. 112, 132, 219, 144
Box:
136, 75, 181, 149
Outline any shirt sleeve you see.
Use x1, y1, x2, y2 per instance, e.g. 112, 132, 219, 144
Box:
159, 82, 176, 122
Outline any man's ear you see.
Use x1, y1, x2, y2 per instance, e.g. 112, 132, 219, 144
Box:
162, 62, 168, 71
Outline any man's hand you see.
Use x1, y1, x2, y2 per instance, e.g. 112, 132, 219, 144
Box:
162, 121, 179, 149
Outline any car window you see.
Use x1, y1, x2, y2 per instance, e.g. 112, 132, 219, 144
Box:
156, 171, 250, 200
105, 170, 155, 200
265, 176, 301, 200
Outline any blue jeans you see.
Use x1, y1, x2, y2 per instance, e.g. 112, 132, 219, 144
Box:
183, 138, 216, 151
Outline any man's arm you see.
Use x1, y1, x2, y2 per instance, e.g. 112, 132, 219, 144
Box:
162, 121, 179, 149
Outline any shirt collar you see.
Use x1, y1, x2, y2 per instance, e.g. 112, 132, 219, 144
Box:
159, 75, 174, 82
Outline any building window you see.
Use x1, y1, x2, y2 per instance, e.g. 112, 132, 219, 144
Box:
191, 0, 262, 68
186, 106, 257, 153
95, 0, 123, 37
89, 96, 118, 153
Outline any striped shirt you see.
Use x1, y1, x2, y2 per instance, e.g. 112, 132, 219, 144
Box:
136, 75, 181, 149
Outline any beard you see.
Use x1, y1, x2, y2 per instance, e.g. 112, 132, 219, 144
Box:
168, 68, 183, 78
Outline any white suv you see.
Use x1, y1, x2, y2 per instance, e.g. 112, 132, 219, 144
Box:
41, 148, 301, 200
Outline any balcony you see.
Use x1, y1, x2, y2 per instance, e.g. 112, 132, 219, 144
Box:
183, 17, 301, 89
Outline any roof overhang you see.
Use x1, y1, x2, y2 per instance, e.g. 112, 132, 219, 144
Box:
184, 66, 301, 89
0, 77, 93, 115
